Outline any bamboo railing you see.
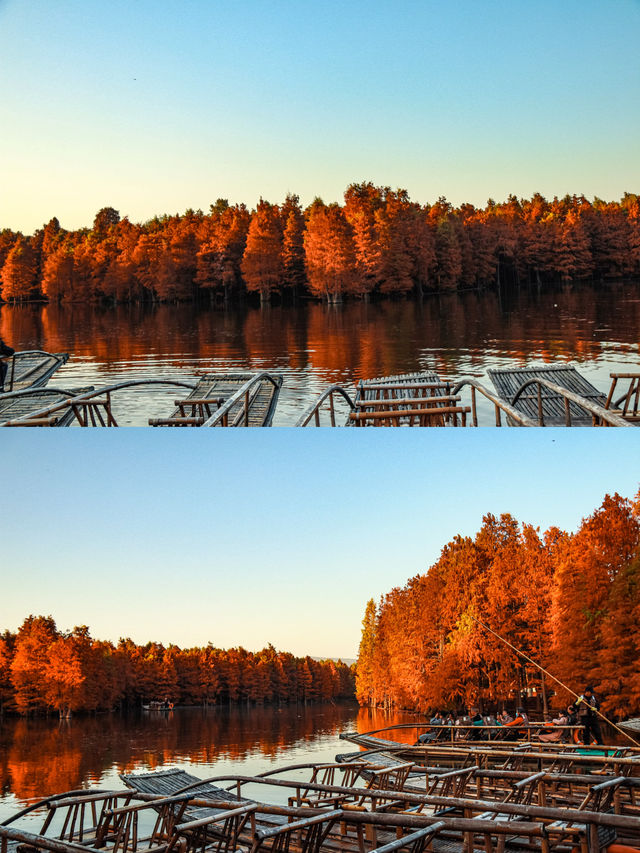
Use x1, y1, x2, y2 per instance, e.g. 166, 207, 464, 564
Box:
295, 386, 357, 427
201, 372, 283, 427
510, 377, 633, 427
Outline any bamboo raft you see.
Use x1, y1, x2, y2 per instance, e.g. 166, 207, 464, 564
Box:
0, 387, 95, 427
149, 373, 283, 427
5, 750, 640, 853
350, 373, 470, 427
0, 351, 69, 392
296, 372, 471, 427
487, 366, 634, 427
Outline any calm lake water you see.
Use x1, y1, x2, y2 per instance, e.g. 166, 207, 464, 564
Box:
1, 281, 639, 425
0, 704, 419, 822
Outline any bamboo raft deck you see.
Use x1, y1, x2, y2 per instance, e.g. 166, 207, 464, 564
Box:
297, 371, 472, 427
1, 351, 69, 392
350, 372, 470, 427
0, 387, 94, 426
120, 768, 249, 804
148, 373, 283, 427
488, 366, 614, 426
6, 755, 640, 853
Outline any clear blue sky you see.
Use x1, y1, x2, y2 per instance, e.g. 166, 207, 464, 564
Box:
1, 429, 638, 659
1, 0, 639, 234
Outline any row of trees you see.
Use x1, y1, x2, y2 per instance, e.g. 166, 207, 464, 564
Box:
0, 619, 355, 716
356, 490, 640, 719
1, 187, 639, 305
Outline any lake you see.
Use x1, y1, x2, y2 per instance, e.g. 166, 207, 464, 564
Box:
1, 281, 639, 425
0, 704, 419, 822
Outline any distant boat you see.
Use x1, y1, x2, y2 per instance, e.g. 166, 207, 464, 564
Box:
142, 700, 174, 711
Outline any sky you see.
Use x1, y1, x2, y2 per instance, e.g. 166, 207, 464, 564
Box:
1, 0, 639, 234
1, 429, 638, 660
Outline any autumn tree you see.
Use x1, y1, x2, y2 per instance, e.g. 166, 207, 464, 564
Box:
197, 202, 250, 300
304, 201, 356, 302
0, 631, 15, 713
281, 195, 307, 297
241, 200, 284, 301
1, 236, 40, 301
11, 616, 59, 714
343, 183, 385, 294
355, 599, 377, 705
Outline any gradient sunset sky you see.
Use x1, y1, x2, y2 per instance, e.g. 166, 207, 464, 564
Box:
2, 0, 639, 234
1, 430, 638, 659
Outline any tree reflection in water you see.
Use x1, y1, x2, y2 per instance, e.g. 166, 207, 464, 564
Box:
0, 704, 419, 815
0, 282, 639, 424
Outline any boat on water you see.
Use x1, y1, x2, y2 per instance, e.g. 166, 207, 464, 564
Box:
142, 700, 174, 711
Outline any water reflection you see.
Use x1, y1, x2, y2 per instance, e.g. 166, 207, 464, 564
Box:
1, 282, 639, 424
0, 704, 419, 816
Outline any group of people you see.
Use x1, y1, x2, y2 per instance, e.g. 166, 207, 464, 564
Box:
417, 687, 603, 746
539, 687, 603, 744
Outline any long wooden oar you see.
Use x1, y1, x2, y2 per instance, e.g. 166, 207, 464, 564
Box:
471, 614, 640, 748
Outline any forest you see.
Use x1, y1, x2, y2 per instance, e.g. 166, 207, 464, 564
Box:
0, 619, 355, 717
356, 490, 640, 719
1, 186, 639, 305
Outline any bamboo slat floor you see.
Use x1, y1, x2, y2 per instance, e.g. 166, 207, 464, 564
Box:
121, 768, 246, 801
1, 351, 69, 392
349, 372, 470, 427
119, 769, 288, 827
149, 373, 283, 427
488, 365, 608, 425
0, 387, 94, 426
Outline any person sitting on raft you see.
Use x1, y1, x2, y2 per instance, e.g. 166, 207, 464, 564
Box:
538, 709, 570, 743
501, 707, 528, 741
416, 711, 444, 744
468, 706, 485, 740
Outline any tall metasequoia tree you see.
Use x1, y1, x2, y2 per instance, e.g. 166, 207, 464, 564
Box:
281, 195, 307, 296
550, 492, 640, 701
304, 201, 356, 302
343, 182, 385, 295
197, 202, 250, 300
241, 200, 284, 301
355, 599, 377, 705
0, 631, 15, 713
10, 616, 59, 714
1, 236, 40, 301
44, 630, 87, 717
